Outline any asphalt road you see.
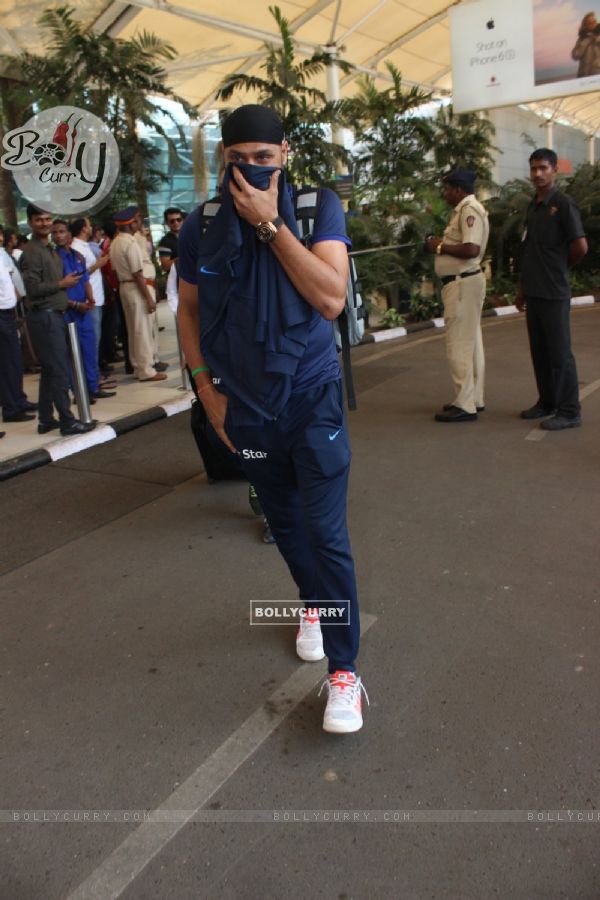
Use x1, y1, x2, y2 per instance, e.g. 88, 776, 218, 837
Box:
2, 308, 600, 900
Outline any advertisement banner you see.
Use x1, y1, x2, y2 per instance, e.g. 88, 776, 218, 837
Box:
450, 0, 600, 113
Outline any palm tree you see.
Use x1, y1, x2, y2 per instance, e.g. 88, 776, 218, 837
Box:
340, 63, 435, 310
9, 5, 197, 217
485, 178, 532, 280
216, 5, 351, 184
431, 104, 497, 186
565, 163, 600, 276
342, 63, 433, 207
0, 71, 31, 226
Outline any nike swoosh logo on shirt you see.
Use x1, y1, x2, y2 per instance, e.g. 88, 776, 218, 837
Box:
200, 265, 220, 276
328, 428, 342, 441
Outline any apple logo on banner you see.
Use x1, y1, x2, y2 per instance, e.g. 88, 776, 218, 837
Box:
486, 18, 495, 29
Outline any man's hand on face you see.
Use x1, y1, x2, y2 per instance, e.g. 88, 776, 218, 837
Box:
229, 165, 280, 226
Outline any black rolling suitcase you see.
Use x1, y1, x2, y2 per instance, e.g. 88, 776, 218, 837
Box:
190, 386, 244, 484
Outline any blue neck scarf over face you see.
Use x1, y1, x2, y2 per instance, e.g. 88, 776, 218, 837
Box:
225, 161, 279, 193
196, 163, 314, 424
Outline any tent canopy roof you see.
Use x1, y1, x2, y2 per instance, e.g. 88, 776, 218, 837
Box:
2, 0, 599, 136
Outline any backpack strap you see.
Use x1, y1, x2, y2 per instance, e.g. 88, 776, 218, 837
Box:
338, 307, 357, 411
200, 189, 320, 242
293, 186, 321, 246
199, 198, 222, 235
293, 185, 362, 411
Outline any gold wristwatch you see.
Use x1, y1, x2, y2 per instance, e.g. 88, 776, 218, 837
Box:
256, 216, 283, 243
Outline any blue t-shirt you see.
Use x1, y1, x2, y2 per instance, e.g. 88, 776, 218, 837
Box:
178, 186, 350, 397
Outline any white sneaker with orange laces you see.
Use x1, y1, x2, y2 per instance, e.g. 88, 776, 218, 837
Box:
295, 610, 324, 661
319, 670, 369, 734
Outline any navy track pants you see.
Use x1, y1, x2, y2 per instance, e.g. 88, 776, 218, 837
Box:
228, 379, 360, 673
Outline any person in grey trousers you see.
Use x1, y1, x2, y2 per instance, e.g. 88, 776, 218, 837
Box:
20, 204, 96, 436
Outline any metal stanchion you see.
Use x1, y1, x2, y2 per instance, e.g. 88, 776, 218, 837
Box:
173, 314, 190, 392
348, 241, 418, 258
67, 321, 93, 423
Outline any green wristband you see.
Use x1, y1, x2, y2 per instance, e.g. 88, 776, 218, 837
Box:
190, 366, 210, 378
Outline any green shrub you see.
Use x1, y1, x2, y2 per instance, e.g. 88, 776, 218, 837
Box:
486, 273, 517, 305
408, 293, 443, 322
569, 269, 600, 295
381, 308, 405, 328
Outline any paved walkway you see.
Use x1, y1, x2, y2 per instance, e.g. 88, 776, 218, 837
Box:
0, 302, 192, 466
2, 306, 600, 900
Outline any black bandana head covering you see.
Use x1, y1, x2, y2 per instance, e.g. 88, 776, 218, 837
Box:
221, 105, 285, 148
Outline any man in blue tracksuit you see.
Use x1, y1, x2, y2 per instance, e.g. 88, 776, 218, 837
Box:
178, 105, 367, 733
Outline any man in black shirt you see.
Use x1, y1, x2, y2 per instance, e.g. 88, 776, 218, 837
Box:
516, 148, 588, 430
157, 207, 184, 274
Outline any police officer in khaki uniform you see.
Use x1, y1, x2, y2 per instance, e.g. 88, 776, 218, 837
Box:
109, 206, 167, 383
426, 169, 489, 422
132, 210, 169, 373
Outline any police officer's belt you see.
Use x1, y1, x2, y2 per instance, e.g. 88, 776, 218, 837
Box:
440, 269, 481, 286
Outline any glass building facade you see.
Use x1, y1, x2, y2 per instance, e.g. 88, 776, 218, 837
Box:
143, 109, 222, 242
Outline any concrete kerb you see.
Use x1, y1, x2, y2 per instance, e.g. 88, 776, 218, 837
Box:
0, 398, 192, 483
362, 295, 597, 343
361, 304, 520, 344
360, 305, 519, 345
0, 296, 596, 482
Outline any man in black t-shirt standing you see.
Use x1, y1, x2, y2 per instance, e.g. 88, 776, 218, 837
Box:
157, 207, 184, 274
516, 148, 588, 431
